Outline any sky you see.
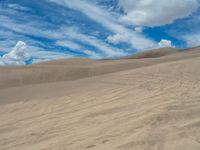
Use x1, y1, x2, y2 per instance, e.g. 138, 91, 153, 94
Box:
0, 0, 200, 65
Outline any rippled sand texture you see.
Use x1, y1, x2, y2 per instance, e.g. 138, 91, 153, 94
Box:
0, 47, 200, 150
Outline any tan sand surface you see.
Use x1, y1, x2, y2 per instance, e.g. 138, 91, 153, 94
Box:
0, 47, 200, 150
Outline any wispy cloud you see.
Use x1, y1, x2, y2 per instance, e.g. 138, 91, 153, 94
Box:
48, 0, 157, 50
7, 3, 32, 12
181, 33, 200, 47
29, 49, 72, 64
59, 27, 127, 57
0, 4, 128, 61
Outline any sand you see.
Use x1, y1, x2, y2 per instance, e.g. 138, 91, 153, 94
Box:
0, 47, 200, 150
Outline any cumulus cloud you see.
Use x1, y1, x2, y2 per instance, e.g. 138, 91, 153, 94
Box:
158, 39, 174, 48
119, 0, 199, 26
0, 41, 30, 66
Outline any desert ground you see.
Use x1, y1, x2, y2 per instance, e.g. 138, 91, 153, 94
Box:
0, 47, 200, 150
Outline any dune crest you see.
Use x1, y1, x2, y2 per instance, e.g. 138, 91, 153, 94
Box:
128, 47, 176, 59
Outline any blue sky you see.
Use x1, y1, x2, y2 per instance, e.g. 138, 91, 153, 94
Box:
0, 0, 200, 65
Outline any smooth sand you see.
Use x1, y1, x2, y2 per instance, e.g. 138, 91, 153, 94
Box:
0, 47, 200, 150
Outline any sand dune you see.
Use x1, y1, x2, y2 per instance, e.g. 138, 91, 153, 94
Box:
128, 47, 177, 59
0, 47, 200, 150
1, 47, 200, 89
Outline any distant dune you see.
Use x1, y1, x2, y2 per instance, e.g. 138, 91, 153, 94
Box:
0, 47, 200, 150
128, 47, 177, 59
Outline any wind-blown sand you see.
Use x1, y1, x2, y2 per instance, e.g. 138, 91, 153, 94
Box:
0, 47, 200, 150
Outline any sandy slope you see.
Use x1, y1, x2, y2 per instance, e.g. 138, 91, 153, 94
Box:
1, 47, 200, 90
0, 47, 200, 150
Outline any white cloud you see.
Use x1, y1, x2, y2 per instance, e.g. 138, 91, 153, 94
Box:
56, 40, 82, 50
56, 39, 103, 59
60, 27, 127, 57
182, 33, 200, 47
0, 41, 30, 66
30, 51, 72, 64
7, 4, 32, 12
0, 0, 158, 63
135, 27, 143, 33
0, 13, 125, 59
0, 13, 127, 58
119, 0, 199, 26
48, 0, 157, 50
56, 39, 102, 59
0, 40, 68, 66
107, 33, 129, 44
158, 39, 174, 48
83, 50, 101, 59
107, 32, 156, 50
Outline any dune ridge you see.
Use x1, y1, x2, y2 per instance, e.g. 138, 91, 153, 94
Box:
1, 47, 200, 90
127, 47, 176, 59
